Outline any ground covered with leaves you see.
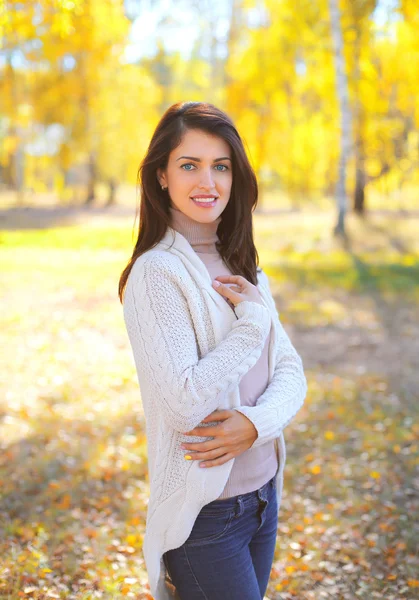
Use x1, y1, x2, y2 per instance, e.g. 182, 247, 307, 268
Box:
1, 207, 418, 599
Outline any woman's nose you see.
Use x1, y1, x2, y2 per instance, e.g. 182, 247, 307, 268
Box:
199, 168, 215, 188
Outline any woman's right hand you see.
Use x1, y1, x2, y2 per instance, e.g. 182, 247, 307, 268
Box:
212, 275, 265, 307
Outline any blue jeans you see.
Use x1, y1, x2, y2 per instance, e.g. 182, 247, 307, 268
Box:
163, 475, 278, 600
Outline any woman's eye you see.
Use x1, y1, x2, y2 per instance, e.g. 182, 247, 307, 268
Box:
181, 163, 229, 172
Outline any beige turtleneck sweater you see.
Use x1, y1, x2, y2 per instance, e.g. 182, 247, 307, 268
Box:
168, 204, 278, 499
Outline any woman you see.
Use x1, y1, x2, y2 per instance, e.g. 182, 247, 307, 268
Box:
119, 101, 307, 600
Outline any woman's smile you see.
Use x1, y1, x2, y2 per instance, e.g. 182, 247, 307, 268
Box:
157, 128, 232, 223
190, 196, 219, 208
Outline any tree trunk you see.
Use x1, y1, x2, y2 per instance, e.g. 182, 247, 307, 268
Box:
5, 55, 25, 205
354, 163, 366, 214
328, 0, 352, 237
84, 153, 97, 205
105, 177, 117, 207
352, 15, 368, 216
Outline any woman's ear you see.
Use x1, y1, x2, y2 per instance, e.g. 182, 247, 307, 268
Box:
157, 168, 166, 188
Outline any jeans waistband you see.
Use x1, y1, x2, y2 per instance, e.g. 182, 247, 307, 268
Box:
205, 474, 276, 509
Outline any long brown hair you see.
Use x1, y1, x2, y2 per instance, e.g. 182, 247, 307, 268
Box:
118, 101, 261, 303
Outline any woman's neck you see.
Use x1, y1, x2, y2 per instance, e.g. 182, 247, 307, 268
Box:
168, 204, 221, 254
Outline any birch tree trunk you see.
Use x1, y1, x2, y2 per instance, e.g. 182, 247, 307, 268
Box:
353, 25, 366, 215
328, 0, 353, 236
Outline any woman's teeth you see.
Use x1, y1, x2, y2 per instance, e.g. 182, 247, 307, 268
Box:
191, 197, 218, 207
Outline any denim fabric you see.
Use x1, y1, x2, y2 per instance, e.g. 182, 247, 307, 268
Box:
162, 475, 278, 600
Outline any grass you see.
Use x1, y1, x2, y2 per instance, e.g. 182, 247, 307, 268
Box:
0, 208, 418, 599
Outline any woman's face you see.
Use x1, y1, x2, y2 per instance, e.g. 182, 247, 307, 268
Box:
157, 128, 233, 223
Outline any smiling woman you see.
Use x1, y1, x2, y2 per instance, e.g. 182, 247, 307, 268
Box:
118, 102, 264, 295
119, 101, 307, 600
157, 129, 233, 216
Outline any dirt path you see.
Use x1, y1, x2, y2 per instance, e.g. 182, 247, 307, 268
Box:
290, 293, 419, 400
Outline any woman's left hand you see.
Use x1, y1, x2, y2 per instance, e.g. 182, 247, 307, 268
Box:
180, 409, 258, 468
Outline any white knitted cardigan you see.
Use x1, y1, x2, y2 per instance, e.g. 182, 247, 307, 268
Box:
122, 226, 307, 600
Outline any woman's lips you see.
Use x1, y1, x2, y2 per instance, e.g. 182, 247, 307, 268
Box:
190, 197, 218, 207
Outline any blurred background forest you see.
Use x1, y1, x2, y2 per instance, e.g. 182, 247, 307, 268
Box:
1, 1, 419, 599
1, 0, 418, 219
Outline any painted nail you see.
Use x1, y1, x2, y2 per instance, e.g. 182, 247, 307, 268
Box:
184, 455, 192, 460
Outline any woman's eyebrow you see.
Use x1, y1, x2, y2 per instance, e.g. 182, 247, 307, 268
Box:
176, 156, 232, 162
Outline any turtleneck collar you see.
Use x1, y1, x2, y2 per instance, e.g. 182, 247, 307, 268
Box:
168, 204, 221, 254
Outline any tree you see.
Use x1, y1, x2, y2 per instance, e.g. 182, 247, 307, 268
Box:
328, 0, 353, 236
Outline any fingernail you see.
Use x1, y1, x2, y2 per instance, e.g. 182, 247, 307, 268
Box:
184, 455, 192, 460
213, 280, 220, 287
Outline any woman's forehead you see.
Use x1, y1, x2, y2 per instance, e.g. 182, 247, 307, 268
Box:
172, 129, 231, 159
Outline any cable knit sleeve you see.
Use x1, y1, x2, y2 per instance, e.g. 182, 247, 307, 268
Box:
123, 252, 272, 433
234, 269, 307, 448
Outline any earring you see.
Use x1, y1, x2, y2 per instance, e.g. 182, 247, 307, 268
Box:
161, 185, 167, 190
